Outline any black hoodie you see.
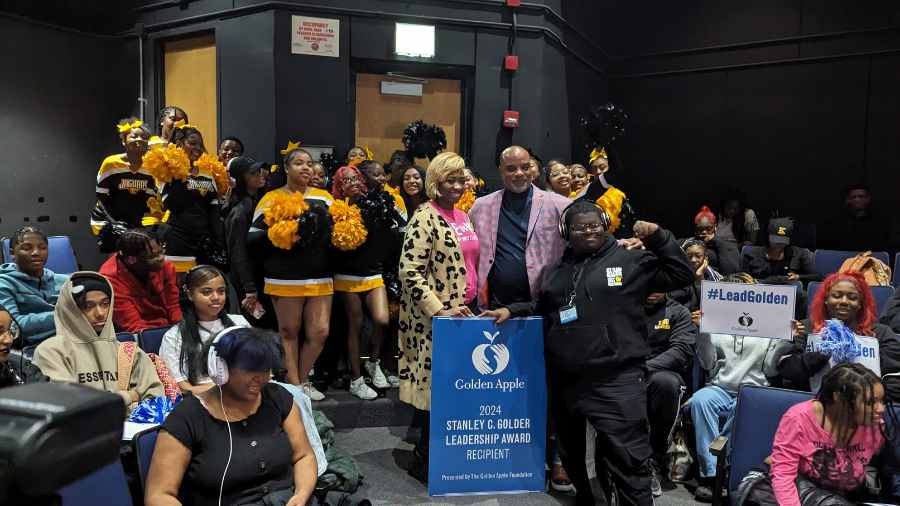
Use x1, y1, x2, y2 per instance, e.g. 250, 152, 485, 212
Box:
508, 228, 694, 377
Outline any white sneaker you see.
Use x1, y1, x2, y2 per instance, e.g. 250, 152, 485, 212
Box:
387, 373, 400, 388
301, 381, 325, 401
364, 359, 390, 389
350, 376, 378, 400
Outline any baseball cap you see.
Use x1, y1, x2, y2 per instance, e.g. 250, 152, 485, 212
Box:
768, 218, 794, 246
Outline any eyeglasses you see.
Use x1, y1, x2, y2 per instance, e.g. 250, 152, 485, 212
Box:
570, 223, 604, 234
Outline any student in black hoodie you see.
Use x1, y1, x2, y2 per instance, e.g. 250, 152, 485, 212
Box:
223, 156, 269, 320
482, 200, 694, 506
643, 292, 696, 497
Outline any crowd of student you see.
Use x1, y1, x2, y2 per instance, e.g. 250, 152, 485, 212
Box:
0, 106, 898, 505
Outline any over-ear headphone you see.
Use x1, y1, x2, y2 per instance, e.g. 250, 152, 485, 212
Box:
558, 201, 611, 241
206, 326, 246, 385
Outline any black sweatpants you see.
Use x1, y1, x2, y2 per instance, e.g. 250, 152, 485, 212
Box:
553, 368, 653, 506
646, 369, 685, 462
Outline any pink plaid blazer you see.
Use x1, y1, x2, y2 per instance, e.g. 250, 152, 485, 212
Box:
469, 185, 571, 308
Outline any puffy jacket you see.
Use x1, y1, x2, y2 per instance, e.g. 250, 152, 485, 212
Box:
508, 228, 694, 376
0, 263, 68, 345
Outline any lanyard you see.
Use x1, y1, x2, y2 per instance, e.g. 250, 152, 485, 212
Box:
567, 258, 591, 306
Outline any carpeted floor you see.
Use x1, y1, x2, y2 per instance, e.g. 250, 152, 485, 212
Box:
334, 426, 703, 505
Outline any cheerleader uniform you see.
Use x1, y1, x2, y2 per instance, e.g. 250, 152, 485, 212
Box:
91, 154, 158, 235
160, 169, 224, 272
333, 192, 403, 293
249, 187, 334, 297
574, 179, 636, 239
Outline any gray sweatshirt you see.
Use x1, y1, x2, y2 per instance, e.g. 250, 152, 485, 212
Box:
698, 332, 793, 395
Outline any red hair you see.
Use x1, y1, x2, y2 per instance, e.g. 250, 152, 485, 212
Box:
331, 165, 367, 200
694, 206, 717, 225
810, 271, 876, 336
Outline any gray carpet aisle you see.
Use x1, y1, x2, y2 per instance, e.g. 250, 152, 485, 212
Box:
333, 426, 702, 506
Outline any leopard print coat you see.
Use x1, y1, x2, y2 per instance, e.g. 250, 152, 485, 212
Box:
398, 204, 469, 411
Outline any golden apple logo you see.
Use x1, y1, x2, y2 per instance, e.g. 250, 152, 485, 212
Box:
472, 331, 510, 375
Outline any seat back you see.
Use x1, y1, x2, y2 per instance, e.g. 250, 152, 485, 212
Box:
138, 326, 169, 355
893, 254, 900, 287
116, 332, 137, 343
728, 386, 813, 494
133, 426, 160, 492
1, 235, 78, 274
813, 249, 857, 277
807, 282, 894, 317
58, 460, 133, 506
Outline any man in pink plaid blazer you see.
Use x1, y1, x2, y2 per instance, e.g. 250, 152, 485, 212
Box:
469, 145, 571, 310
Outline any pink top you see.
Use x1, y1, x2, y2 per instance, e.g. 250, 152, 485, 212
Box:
432, 202, 480, 304
771, 400, 884, 506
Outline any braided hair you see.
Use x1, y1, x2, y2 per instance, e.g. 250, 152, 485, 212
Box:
817, 363, 884, 447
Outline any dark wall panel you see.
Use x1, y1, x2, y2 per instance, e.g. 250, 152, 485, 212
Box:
217, 11, 277, 162
273, 9, 353, 159
0, 17, 138, 269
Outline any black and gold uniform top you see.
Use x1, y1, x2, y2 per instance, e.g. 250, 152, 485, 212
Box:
91, 154, 157, 235
249, 187, 334, 297
160, 169, 222, 234
333, 191, 404, 293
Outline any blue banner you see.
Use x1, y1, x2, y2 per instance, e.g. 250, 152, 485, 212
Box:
429, 317, 547, 496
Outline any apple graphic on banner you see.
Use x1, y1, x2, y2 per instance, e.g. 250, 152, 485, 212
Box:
472, 331, 510, 375
738, 313, 753, 327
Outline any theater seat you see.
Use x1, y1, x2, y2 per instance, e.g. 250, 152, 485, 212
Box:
807, 282, 894, 317
138, 326, 169, 356
133, 426, 160, 493
116, 332, 136, 343
58, 460, 133, 506
710, 385, 813, 506
1, 235, 79, 274
814, 249, 890, 278
893, 255, 900, 287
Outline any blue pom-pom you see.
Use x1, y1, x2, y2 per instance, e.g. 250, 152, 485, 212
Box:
128, 395, 182, 423
818, 319, 862, 364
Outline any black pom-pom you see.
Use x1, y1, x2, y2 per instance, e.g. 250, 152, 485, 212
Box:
402, 120, 447, 160
580, 102, 628, 149
319, 152, 342, 178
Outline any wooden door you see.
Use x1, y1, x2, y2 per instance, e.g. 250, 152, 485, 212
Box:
163, 34, 217, 148
355, 73, 461, 166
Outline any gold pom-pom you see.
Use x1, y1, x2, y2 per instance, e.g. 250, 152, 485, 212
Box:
268, 220, 299, 250
455, 190, 476, 213
263, 191, 308, 226
595, 186, 626, 233
195, 153, 230, 196
142, 143, 190, 183
329, 199, 367, 251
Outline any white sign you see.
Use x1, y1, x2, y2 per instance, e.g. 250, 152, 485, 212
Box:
699, 281, 796, 340
807, 333, 881, 393
291, 16, 339, 57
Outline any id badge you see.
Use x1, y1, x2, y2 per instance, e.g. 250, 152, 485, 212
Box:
559, 305, 578, 324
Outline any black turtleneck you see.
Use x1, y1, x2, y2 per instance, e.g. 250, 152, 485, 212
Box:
488, 187, 533, 307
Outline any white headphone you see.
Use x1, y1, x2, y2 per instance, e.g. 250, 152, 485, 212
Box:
206, 326, 246, 385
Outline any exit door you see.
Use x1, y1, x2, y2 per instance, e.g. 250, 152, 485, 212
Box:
355, 73, 461, 166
